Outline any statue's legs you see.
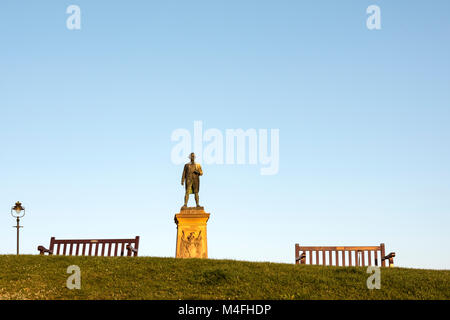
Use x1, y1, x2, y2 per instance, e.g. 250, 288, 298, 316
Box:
184, 181, 193, 207
184, 192, 189, 207
195, 193, 200, 207
183, 181, 200, 207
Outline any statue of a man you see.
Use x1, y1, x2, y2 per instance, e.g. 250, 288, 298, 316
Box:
181, 152, 203, 208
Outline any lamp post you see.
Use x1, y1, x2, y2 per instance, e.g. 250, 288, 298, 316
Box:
11, 201, 25, 255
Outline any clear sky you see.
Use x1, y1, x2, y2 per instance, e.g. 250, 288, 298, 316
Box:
1, 1, 449, 269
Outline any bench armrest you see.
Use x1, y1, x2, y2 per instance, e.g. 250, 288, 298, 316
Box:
295, 252, 306, 264
126, 244, 138, 256
37, 245, 53, 255
382, 252, 396, 267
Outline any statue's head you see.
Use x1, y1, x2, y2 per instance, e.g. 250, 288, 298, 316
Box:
189, 152, 195, 162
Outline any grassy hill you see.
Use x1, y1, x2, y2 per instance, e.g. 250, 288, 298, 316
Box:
0, 255, 448, 300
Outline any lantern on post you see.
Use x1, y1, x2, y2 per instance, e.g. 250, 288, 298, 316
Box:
11, 201, 25, 255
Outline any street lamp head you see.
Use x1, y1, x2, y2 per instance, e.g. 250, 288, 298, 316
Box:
11, 201, 25, 218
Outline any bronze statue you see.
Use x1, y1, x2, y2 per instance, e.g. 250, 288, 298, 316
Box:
181, 152, 203, 208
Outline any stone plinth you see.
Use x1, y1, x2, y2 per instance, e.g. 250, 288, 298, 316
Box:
174, 207, 210, 259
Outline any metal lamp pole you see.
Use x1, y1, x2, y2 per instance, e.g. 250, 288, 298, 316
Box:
11, 202, 25, 255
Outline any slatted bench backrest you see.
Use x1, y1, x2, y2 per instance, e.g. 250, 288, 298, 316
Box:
295, 244, 387, 267
48, 237, 140, 257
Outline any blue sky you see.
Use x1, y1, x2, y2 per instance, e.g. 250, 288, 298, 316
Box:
1, 1, 449, 269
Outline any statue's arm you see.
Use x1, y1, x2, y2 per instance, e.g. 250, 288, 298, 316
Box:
198, 165, 203, 176
181, 165, 186, 185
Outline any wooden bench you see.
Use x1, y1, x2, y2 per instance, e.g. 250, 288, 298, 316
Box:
295, 243, 395, 267
38, 236, 140, 257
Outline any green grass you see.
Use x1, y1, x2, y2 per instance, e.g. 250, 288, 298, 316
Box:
0, 255, 448, 300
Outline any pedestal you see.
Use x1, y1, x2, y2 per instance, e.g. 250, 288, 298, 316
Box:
174, 207, 210, 259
